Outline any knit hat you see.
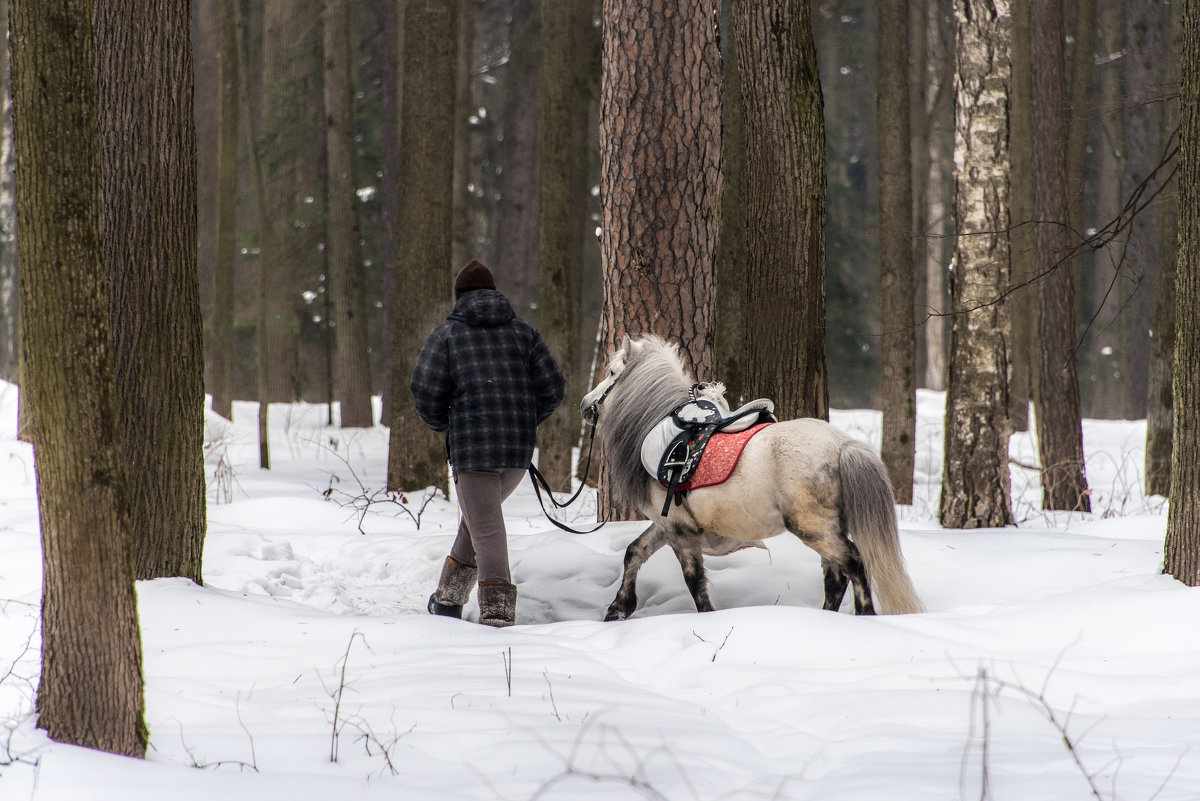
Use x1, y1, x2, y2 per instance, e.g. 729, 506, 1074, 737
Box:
454, 260, 497, 299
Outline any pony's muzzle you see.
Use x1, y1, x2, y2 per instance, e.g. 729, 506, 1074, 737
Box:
581, 401, 599, 427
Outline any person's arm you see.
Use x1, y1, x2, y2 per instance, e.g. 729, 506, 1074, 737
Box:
409, 331, 453, 432
529, 335, 566, 425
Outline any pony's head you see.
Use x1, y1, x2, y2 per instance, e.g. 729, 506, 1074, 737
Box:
581, 334, 693, 425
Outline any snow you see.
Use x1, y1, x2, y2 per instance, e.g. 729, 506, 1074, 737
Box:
2, 383, 1198, 800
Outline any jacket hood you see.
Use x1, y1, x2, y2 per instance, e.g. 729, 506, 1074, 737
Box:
449, 289, 516, 327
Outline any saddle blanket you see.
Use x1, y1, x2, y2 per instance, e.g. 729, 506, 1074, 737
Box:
670, 422, 773, 491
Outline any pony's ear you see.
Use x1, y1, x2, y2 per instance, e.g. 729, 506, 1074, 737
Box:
620, 333, 632, 354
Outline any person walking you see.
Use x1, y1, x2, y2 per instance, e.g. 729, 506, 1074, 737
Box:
411, 260, 565, 626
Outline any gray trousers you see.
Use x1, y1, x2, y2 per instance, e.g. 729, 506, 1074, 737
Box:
449, 468, 526, 584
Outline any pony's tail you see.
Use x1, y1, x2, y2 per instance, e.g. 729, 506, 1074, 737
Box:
839, 440, 924, 614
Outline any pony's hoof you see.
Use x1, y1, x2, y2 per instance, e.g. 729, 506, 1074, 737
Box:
603, 606, 628, 621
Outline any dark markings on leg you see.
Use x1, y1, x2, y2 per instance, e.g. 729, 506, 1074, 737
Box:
843, 540, 876, 615
821, 557, 849, 611
605, 525, 666, 621
667, 530, 714, 613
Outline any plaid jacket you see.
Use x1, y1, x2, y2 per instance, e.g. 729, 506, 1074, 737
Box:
410, 290, 565, 473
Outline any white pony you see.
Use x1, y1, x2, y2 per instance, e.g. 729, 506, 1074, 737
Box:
582, 334, 923, 620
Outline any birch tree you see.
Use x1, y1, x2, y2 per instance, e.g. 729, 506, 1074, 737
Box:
940, 0, 1015, 530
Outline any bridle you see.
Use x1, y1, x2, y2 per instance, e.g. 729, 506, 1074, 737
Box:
527, 370, 622, 534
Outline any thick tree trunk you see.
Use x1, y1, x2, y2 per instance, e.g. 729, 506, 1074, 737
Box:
940, 0, 1015, 530
324, 0, 375, 428
598, 0, 722, 518
95, 0, 207, 582
1030, 0, 1091, 512
877, 0, 916, 503
11, 0, 146, 756
732, 0, 828, 422
386, 0, 457, 495
1163, 0, 1200, 584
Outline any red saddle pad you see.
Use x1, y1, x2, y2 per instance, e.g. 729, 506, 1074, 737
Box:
676, 422, 774, 491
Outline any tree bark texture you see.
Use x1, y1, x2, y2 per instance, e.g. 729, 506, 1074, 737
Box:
940, 0, 1015, 530
1029, 0, 1091, 512
94, 0, 208, 582
1147, 0, 1183, 498
535, 0, 592, 491
598, 0, 722, 380
715, 4, 747, 406
323, 0, 375, 428
876, 0, 916, 502
732, 0, 829, 422
210, 0, 239, 421
598, 0, 722, 519
1007, 0, 1034, 432
386, 0, 457, 494
11, 0, 146, 756
1163, 0, 1200, 585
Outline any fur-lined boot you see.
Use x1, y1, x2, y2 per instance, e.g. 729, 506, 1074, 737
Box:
427, 556, 477, 618
478, 581, 517, 627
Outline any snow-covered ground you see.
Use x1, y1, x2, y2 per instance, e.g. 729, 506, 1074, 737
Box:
1, 382, 1196, 800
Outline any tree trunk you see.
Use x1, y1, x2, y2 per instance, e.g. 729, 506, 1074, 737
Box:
10, 0, 146, 756
1008, 0, 1035, 432
323, 0, 375, 428
877, 0, 916, 503
386, 0, 457, 495
940, 0, 1015, 530
1147, 0, 1183, 497
258, 0, 304, 402
1163, 0, 1200, 584
0, 0, 14, 388
922, 0, 955, 392
1086, 0, 1125, 420
715, 0, 747, 407
1030, 0, 1091, 512
210, 0, 239, 420
95, 0, 207, 582
494, 0, 540, 316
732, 0, 828, 422
598, 0, 722, 518
1118, 0, 1168, 421
535, 0, 592, 491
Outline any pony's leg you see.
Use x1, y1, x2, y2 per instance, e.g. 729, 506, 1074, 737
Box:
840, 540, 876, 615
788, 522, 876, 615
605, 524, 666, 621
667, 531, 715, 613
820, 557, 849, 612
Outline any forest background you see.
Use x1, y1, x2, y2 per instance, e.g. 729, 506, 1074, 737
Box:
0, 0, 1175, 424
